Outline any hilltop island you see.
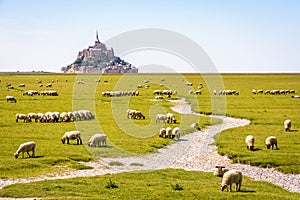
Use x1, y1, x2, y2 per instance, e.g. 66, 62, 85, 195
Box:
61, 31, 138, 73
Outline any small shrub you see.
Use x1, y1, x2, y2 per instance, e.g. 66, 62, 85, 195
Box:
130, 163, 144, 166
105, 178, 118, 189
108, 161, 124, 166
171, 183, 183, 191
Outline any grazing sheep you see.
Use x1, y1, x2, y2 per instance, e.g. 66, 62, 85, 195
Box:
159, 128, 166, 138
266, 136, 278, 149
245, 135, 255, 151
156, 114, 168, 123
60, 112, 70, 122
16, 114, 28, 123
291, 95, 300, 98
213, 166, 229, 177
165, 127, 172, 138
220, 170, 242, 192
172, 127, 180, 140
61, 131, 82, 145
6, 96, 17, 103
194, 90, 201, 95
284, 119, 291, 131
87, 134, 107, 147
191, 122, 201, 131
37, 113, 46, 122
46, 83, 52, 87
166, 113, 176, 123
14, 141, 36, 159
18, 83, 25, 87
27, 112, 39, 122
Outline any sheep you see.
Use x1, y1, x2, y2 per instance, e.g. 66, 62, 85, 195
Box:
14, 141, 36, 159
6, 96, 17, 103
191, 122, 201, 131
16, 114, 28, 123
266, 136, 278, 149
61, 130, 82, 145
37, 113, 46, 122
60, 112, 70, 122
213, 166, 229, 177
171, 127, 180, 140
156, 114, 168, 123
18, 83, 25, 87
185, 82, 193, 86
220, 170, 242, 192
194, 90, 201, 95
159, 128, 166, 137
245, 135, 255, 151
27, 112, 39, 122
284, 119, 291, 132
291, 95, 300, 98
87, 133, 107, 147
166, 113, 176, 123
165, 127, 172, 138
46, 83, 52, 87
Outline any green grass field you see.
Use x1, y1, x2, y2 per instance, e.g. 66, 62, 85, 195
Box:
0, 73, 300, 198
1, 169, 300, 199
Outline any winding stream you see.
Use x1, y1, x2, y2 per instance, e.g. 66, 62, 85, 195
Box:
1, 99, 300, 194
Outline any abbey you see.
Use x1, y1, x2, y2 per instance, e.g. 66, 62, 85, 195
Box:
61, 31, 138, 73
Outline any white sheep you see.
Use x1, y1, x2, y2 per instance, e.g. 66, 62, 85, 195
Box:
14, 141, 36, 159
16, 114, 28, 123
37, 113, 46, 122
166, 113, 176, 123
87, 134, 107, 147
245, 135, 255, 151
6, 96, 17, 103
61, 130, 82, 145
156, 114, 168, 123
284, 119, 291, 131
266, 136, 278, 149
191, 122, 201, 131
213, 166, 229, 177
165, 127, 172, 138
27, 112, 39, 122
159, 128, 166, 138
172, 127, 180, 140
60, 112, 70, 122
220, 170, 242, 192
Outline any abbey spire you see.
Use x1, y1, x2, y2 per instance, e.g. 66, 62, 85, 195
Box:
96, 30, 100, 43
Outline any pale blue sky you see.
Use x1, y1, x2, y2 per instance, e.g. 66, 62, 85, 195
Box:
0, 0, 299, 72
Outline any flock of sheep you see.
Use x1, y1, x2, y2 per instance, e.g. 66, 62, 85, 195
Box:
15, 110, 94, 123
102, 90, 139, 97
252, 89, 295, 95
22, 90, 59, 96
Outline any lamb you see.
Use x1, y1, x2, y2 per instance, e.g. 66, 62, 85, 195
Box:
14, 141, 36, 159
166, 113, 176, 123
6, 96, 17, 103
284, 119, 291, 131
159, 128, 166, 138
213, 166, 229, 177
245, 135, 255, 151
156, 114, 168, 123
191, 122, 201, 131
171, 127, 180, 140
16, 114, 28, 123
220, 170, 242, 192
266, 136, 278, 149
87, 133, 107, 147
61, 130, 82, 145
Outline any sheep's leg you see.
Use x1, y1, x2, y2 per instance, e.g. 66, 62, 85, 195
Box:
67, 138, 70, 144
32, 149, 35, 158
27, 151, 31, 158
79, 138, 82, 145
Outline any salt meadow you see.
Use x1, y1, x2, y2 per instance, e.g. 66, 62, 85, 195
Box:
0, 73, 300, 199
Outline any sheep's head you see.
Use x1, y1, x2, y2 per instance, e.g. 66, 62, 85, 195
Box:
266, 144, 271, 149
61, 138, 66, 144
14, 153, 19, 159
221, 184, 228, 191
